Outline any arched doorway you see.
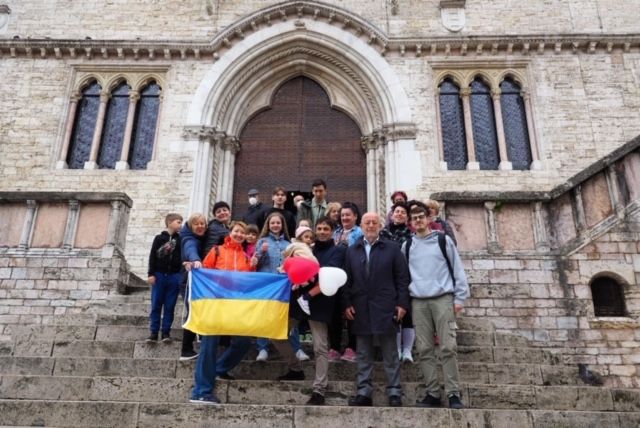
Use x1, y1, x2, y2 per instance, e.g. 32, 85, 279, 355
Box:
232, 76, 367, 218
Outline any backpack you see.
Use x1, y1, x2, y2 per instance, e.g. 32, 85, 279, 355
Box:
404, 232, 455, 286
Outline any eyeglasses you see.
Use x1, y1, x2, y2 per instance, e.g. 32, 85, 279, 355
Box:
410, 214, 427, 221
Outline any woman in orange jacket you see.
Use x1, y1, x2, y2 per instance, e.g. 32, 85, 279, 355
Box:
202, 221, 254, 272
191, 220, 255, 404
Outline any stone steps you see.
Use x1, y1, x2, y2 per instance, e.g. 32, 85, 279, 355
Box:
2, 324, 527, 347
0, 338, 559, 364
0, 356, 581, 385
1, 375, 638, 411
1, 400, 637, 428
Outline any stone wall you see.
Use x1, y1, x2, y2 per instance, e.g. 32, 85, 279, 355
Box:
0, 192, 133, 340
434, 141, 640, 387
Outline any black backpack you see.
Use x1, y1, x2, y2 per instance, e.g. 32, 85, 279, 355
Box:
404, 232, 455, 286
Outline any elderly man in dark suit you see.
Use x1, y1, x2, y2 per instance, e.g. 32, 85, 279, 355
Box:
342, 212, 411, 407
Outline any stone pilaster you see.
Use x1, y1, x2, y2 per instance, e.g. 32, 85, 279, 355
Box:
484, 201, 502, 253
62, 200, 80, 250
19, 200, 37, 250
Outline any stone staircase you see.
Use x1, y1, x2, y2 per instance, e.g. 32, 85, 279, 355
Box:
1, 290, 639, 427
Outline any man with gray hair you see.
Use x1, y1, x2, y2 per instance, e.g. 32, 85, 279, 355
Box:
342, 212, 410, 407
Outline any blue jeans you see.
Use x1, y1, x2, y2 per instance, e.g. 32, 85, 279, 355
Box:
191, 335, 251, 399
256, 325, 301, 352
149, 272, 181, 334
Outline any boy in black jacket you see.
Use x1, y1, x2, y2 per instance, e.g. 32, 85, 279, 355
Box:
147, 213, 183, 343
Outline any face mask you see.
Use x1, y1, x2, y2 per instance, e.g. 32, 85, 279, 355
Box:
249, 197, 258, 205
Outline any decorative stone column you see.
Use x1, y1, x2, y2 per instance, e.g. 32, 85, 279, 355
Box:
571, 185, 587, 234
62, 200, 80, 250
56, 91, 82, 169
605, 164, 625, 218
361, 133, 382, 213
491, 88, 512, 171
484, 201, 501, 253
460, 88, 480, 170
19, 200, 37, 250
85, 90, 110, 170
184, 126, 219, 215
522, 90, 542, 170
219, 136, 240, 204
102, 200, 124, 258
532, 201, 550, 252
115, 90, 140, 170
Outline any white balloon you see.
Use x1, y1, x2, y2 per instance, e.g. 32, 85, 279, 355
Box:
318, 267, 347, 296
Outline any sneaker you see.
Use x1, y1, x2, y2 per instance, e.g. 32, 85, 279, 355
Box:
297, 295, 311, 315
161, 332, 172, 344
179, 349, 199, 361
401, 350, 413, 363
277, 370, 305, 381
328, 349, 341, 362
448, 394, 464, 409
306, 392, 326, 405
146, 333, 158, 343
340, 348, 357, 363
301, 333, 313, 343
296, 349, 310, 361
416, 394, 441, 408
217, 372, 235, 380
256, 349, 268, 362
189, 395, 220, 405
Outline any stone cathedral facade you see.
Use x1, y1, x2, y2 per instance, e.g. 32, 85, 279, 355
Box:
0, 0, 639, 387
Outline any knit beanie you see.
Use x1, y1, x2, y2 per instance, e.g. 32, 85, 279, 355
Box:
295, 226, 312, 239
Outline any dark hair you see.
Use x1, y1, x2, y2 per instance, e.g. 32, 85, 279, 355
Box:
391, 202, 409, 215
315, 216, 336, 230
272, 186, 287, 195
165, 213, 183, 226
409, 205, 429, 217
246, 224, 260, 235
406, 199, 428, 212
212, 201, 230, 214
340, 201, 361, 226
311, 179, 327, 189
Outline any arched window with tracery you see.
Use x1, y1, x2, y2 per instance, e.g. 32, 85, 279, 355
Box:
470, 77, 499, 170
67, 81, 101, 169
98, 82, 131, 169
590, 276, 626, 317
501, 77, 532, 170
129, 81, 161, 170
439, 78, 467, 170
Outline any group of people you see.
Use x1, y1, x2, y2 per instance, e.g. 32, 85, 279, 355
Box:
145, 179, 470, 409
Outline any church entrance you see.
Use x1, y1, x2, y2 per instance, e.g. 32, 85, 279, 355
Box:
233, 76, 367, 219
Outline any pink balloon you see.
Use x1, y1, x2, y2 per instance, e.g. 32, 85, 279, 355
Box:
282, 257, 320, 284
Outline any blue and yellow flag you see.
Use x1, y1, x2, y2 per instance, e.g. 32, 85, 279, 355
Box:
183, 269, 291, 340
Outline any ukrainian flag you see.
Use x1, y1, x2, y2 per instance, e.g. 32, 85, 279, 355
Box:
183, 269, 291, 340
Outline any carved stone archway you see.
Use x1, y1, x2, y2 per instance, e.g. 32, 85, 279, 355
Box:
183, 2, 419, 215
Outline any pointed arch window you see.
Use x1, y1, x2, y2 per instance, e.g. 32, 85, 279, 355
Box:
501, 77, 532, 170
67, 81, 101, 169
439, 78, 467, 170
98, 82, 131, 169
470, 77, 499, 170
129, 81, 161, 170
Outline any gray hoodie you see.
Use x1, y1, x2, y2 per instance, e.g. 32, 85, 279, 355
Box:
401, 231, 469, 305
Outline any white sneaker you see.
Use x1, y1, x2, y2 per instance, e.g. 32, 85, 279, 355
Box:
296, 295, 310, 315
256, 349, 268, 361
401, 350, 414, 363
296, 349, 310, 361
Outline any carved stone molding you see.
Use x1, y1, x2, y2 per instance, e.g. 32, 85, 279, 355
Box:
440, 0, 466, 33
182, 125, 223, 145
361, 131, 385, 152
389, 0, 399, 15
382, 123, 417, 141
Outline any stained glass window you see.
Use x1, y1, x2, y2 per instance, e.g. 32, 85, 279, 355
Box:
98, 82, 130, 169
129, 82, 161, 170
439, 78, 467, 170
67, 81, 101, 169
470, 78, 499, 170
501, 78, 532, 170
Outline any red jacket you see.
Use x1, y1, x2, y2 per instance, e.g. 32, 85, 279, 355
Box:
202, 236, 255, 272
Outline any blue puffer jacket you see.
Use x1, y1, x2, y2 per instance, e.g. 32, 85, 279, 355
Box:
255, 233, 290, 273
180, 223, 205, 262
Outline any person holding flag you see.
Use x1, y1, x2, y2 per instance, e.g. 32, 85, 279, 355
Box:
189, 221, 255, 404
